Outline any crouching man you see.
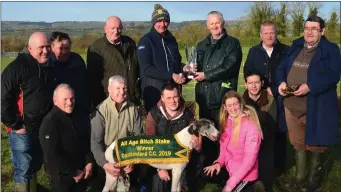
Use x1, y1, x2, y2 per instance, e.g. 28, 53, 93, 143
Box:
39, 84, 94, 192
90, 75, 144, 191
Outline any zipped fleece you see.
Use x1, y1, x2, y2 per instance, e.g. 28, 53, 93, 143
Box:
1, 53, 56, 133
137, 28, 182, 98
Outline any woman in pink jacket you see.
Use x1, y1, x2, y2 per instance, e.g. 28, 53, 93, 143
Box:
204, 90, 263, 192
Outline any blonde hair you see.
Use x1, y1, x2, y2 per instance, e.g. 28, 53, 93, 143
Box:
219, 90, 263, 146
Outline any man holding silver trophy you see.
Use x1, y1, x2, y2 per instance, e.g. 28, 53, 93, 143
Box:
184, 11, 243, 188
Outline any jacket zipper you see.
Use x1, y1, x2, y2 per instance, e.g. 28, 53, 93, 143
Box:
161, 38, 170, 71
166, 46, 174, 65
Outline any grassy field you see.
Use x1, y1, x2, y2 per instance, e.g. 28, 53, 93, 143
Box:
1, 48, 341, 192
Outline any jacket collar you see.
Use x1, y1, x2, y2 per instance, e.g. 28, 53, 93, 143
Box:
292, 35, 328, 49
203, 28, 228, 45
256, 39, 283, 52
157, 97, 185, 120
50, 105, 74, 119
150, 27, 172, 39
107, 96, 129, 113
242, 89, 269, 107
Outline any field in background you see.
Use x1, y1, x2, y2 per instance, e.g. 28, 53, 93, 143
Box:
1, 48, 340, 192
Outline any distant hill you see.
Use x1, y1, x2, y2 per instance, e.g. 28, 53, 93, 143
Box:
1, 20, 239, 37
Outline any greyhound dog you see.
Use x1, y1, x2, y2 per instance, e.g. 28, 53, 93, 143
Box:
103, 118, 220, 192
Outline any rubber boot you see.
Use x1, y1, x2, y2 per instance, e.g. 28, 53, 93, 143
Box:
281, 150, 308, 191
300, 152, 323, 192
29, 173, 38, 192
14, 182, 29, 192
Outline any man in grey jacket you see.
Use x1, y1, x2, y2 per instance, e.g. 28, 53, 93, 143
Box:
91, 75, 144, 190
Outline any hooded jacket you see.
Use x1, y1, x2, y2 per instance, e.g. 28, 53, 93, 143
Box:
1, 53, 57, 133
145, 98, 194, 136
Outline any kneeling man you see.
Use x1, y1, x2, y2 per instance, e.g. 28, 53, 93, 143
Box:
40, 84, 94, 192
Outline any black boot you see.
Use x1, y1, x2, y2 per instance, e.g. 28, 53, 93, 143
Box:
300, 152, 323, 192
281, 150, 308, 191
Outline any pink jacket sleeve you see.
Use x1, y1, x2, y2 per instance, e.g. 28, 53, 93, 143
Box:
213, 131, 228, 166
226, 121, 262, 190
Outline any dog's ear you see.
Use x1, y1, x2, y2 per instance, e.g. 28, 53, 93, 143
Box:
188, 123, 199, 136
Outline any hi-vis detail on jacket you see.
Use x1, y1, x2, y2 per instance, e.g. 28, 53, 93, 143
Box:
138, 45, 145, 50
114, 135, 189, 167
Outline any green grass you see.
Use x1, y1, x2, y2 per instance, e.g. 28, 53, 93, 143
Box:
1, 48, 341, 192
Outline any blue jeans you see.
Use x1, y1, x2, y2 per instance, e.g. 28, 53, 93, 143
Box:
9, 130, 43, 183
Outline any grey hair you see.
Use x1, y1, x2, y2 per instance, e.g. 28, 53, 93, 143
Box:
108, 75, 127, 86
28, 36, 33, 46
53, 83, 74, 98
207, 11, 225, 25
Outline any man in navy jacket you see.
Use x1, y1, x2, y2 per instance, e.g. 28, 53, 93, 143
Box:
137, 4, 185, 112
277, 15, 341, 192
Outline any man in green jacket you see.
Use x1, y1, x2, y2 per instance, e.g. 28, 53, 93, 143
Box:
194, 11, 242, 184
87, 16, 140, 109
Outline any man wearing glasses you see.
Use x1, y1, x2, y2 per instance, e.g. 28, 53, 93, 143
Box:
277, 15, 341, 191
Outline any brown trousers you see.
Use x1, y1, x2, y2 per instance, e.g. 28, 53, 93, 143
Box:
284, 107, 327, 152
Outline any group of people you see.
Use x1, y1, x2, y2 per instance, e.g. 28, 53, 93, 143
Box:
1, 3, 340, 192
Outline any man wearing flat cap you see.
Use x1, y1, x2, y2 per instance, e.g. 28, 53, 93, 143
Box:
137, 4, 185, 112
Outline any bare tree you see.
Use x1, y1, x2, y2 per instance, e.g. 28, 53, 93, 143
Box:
307, 2, 323, 17
248, 2, 276, 35
289, 2, 306, 37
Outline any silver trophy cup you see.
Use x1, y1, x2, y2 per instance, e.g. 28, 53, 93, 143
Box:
185, 46, 197, 79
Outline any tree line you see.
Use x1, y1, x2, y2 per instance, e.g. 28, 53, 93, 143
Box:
1, 2, 339, 54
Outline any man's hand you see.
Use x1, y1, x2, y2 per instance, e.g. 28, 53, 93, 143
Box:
123, 165, 133, 174
172, 73, 186, 84
293, 84, 310, 96
15, 128, 27, 135
73, 169, 85, 183
183, 65, 190, 72
267, 87, 273, 96
190, 135, 202, 151
193, 72, 205, 81
103, 162, 121, 177
278, 82, 287, 96
157, 169, 170, 181
83, 163, 93, 179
